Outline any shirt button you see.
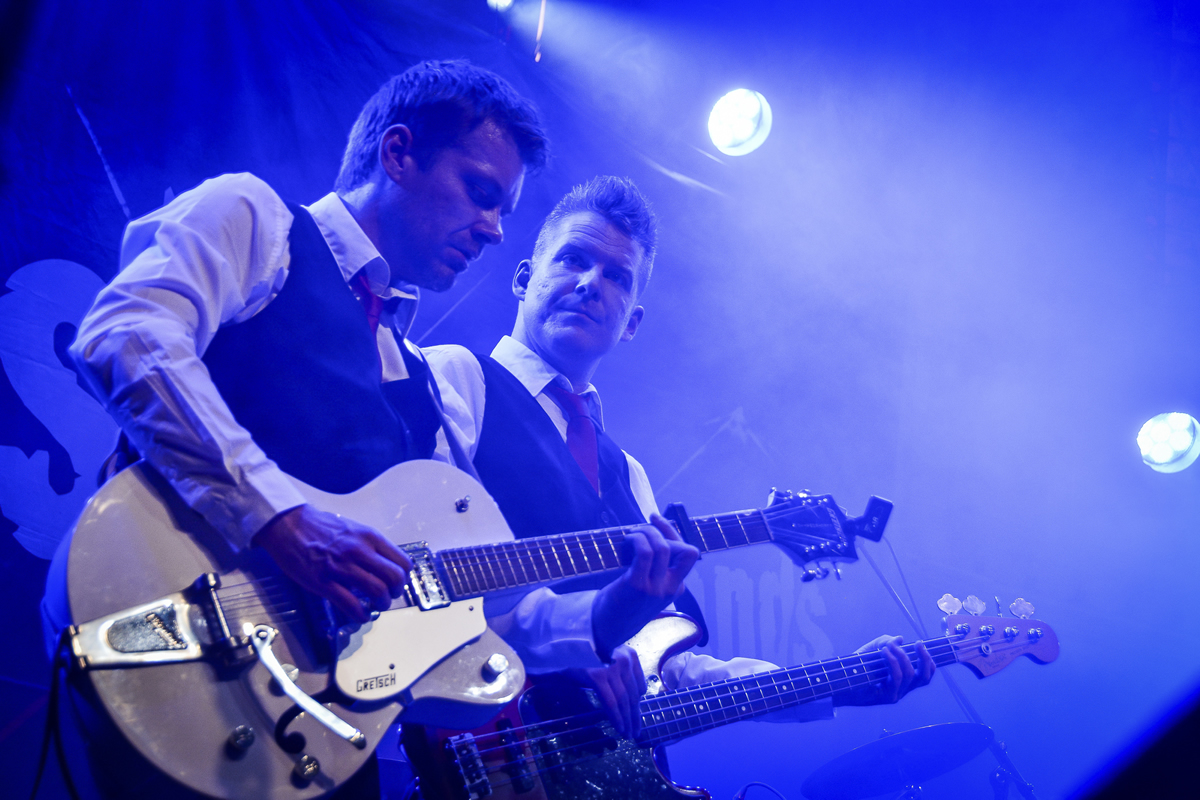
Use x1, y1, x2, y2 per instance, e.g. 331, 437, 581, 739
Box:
600, 511, 614, 526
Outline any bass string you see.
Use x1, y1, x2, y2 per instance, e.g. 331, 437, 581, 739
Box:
474, 648, 958, 781
471, 630, 1026, 754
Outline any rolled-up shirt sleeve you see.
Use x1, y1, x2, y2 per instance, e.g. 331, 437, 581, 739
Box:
69, 173, 306, 549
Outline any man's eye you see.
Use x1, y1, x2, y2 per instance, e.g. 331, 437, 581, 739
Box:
468, 183, 494, 207
560, 253, 582, 266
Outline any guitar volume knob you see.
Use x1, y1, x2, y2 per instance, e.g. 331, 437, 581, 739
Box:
482, 653, 509, 682
227, 725, 255, 752
294, 755, 320, 781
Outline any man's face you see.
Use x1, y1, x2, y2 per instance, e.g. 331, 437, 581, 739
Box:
515, 211, 646, 376
383, 117, 525, 291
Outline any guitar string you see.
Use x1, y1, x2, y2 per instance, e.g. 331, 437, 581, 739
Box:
466, 639, 960, 757
638, 634, 1043, 743
168, 501, 818, 611
467, 634, 1015, 784
462, 630, 1039, 757
467, 633, 995, 756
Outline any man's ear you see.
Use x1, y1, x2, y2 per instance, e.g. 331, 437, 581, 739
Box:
620, 306, 645, 342
379, 125, 416, 184
512, 259, 533, 300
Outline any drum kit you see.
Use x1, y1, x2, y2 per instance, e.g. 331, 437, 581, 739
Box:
803, 723, 1016, 800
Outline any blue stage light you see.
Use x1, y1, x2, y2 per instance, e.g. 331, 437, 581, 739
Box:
487, 0, 514, 11
1137, 412, 1200, 473
708, 89, 773, 156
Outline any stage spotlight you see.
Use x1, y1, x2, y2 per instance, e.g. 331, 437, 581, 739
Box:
487, 0, 514, 11
1137, 412, 1200, 473
708, 89, 773, 156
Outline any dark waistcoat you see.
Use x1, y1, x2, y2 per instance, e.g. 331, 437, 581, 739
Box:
473, 354, 645, 543
471, 354, 708, 642
201, 202, 438, 493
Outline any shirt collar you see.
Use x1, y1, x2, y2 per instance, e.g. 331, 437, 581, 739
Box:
305, 192, 420, 338
490, 335, 605, 428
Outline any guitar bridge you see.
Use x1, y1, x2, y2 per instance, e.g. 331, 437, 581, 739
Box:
401, 543, 451, 610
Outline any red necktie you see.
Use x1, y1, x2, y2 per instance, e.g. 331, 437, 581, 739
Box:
352, 270, 384, 336
545, 384, 600, 495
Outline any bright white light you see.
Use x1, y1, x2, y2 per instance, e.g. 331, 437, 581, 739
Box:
708, 89, 773, 156
487, 0, 514, 11
1138, 412, 1200, 473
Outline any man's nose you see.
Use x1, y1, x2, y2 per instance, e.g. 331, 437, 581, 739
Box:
474, 208, 503, 247
575, 266, 603, 296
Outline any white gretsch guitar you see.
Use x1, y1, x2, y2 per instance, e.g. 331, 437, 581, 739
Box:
64, 460, 889, 799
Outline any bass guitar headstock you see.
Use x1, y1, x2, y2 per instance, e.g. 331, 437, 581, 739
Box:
939, 595, 1059, 678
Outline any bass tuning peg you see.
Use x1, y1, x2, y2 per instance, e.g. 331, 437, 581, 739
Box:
937, 593, 963, 614
962, 595, 987, 616
1009, 598, 1035, 619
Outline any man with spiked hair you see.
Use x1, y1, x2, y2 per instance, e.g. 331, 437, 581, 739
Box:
425, 176, 936, 743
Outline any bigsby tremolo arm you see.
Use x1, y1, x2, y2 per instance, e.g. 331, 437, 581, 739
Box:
245, 624, 366, 749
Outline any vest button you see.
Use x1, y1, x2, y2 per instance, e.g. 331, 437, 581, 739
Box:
600, 511, 614, 526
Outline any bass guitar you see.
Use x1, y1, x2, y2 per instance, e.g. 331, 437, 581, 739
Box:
64, 460, 888, 799
408, 610, 1059, 800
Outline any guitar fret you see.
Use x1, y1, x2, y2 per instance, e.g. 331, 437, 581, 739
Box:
495, 541, 520, 589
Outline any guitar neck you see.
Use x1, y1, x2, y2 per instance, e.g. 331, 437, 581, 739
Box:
435, 509, 775, 599
636, 637, 960, 747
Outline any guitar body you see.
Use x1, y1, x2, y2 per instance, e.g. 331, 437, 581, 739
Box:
66, 460, 526, 800
407, 614, 711, 800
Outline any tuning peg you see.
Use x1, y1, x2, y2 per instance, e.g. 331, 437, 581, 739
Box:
800, 566, 830, 582
963, 595, 987, 616
767, 487, 794, 506
1009, 598, 1035, 619
937, 593, 963, 614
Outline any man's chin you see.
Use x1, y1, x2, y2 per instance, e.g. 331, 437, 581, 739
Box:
423, 266, 462, 293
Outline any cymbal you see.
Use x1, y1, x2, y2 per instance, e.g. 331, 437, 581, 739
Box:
802, 723, 994, 800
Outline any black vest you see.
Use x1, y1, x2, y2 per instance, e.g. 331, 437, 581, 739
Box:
201, 203, 439, 493
471, 354, 708, 642
473, 354, 645, 543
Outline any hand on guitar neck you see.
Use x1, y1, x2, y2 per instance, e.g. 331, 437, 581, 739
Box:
590, 513, 700, 662
253, 504, 414, 623
832, 634, 936, 706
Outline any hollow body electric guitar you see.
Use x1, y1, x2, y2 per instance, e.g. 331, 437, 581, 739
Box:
64, 460, 889, 799
408, 612, 1060, 800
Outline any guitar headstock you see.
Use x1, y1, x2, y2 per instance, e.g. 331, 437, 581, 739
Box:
944, 614, 1059, 678
760, 490, 894, 570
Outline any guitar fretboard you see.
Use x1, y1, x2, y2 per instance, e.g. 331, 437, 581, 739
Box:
435, 509, 779, 599
636, 637, 960, 747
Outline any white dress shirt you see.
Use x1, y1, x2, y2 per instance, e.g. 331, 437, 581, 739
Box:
425, 339, 835, 719
70, 172, 420, 549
